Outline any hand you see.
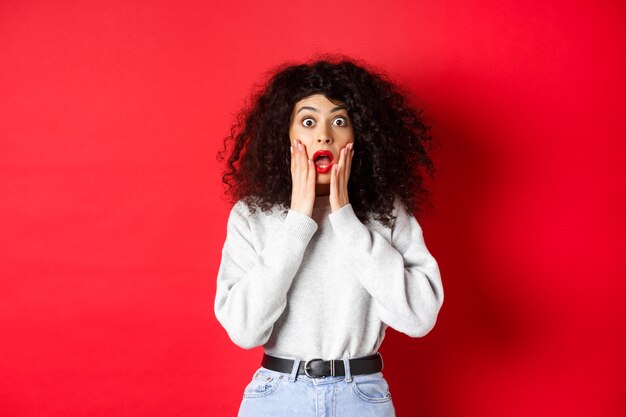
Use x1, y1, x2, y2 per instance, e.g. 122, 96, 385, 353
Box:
330, 142, 354, 212
289, 139, 316, 217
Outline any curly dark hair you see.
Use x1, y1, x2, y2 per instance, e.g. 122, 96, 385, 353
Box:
216, 54, 438, 228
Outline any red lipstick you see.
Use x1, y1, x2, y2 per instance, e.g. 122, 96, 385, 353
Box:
312, 150, 334, 174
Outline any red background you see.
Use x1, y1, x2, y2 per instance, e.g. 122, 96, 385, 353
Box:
1, 1, 625, 416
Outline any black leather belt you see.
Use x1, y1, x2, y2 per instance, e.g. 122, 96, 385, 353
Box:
261, 352, 383, 378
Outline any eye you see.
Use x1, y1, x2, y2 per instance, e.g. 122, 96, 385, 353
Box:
302, 118, 315, 127
333, 117, 348, 127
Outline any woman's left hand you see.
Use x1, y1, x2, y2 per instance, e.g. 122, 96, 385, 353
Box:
330, 142, 354, 212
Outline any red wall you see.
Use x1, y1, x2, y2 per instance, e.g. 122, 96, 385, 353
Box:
1, 1, 624, 416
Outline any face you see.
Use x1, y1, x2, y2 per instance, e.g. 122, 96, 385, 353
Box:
288, 94, 355, 186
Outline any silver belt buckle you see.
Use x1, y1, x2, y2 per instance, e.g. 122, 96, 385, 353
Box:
304, 358, 324, 378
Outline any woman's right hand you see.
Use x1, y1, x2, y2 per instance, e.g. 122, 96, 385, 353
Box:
289, 139, 316, 217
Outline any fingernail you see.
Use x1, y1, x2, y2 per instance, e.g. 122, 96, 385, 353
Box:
298, 143, 302, 151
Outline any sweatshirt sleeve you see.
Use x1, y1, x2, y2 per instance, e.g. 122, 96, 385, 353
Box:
214, 202, 318, 349
327, 201, 444, 337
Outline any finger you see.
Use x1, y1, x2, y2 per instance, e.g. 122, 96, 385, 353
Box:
297, 140, 306, 168
307, 158, 316, 191
293, 139, 302, 174
299, 140, 309, 174
299, 141, 313, 187
294, 140, 306, 186
341, 146, 349, 187
330, 155, 338, 196
337, 146, 346, 176
292, 140, 302, 184
344, 143, 353, 183
335, 147, 345, 191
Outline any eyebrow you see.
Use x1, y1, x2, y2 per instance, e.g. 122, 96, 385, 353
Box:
296, 105, 348, 114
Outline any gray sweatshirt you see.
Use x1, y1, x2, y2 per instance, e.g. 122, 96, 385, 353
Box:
214, 194, 444, 360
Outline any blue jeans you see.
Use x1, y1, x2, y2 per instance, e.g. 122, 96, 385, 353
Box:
237, 357, 397, 417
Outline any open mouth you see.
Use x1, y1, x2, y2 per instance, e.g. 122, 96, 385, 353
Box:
312, 150, 334, 174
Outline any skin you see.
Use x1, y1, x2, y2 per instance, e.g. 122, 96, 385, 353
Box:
288, 94, 355, 217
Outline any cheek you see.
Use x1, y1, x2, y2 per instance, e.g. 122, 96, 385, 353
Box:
341, 128, 355, 143
290, 128, 315, 147
289, 125, 306, 141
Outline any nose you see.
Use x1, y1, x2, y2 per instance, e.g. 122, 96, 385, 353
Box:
316, 137, 332, 144
316, 122, 334, 144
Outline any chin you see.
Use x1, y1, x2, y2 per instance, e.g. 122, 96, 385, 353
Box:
315, 175, 331, 184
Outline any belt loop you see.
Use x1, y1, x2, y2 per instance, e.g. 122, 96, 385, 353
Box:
342, 357, 352, 382
289, 358, 301, 382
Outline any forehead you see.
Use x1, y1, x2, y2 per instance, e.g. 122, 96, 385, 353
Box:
292, 94, 346, 111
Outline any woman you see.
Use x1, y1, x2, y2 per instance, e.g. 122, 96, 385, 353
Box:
214, 55, 444, 417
